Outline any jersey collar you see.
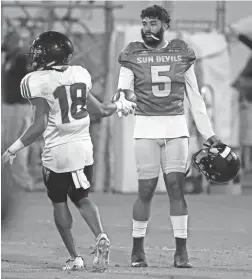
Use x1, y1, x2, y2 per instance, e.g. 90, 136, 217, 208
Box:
143, 40, 169, 50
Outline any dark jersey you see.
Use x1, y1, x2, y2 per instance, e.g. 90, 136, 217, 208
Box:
118, 40, 196, 116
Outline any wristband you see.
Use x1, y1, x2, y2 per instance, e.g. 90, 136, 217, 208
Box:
7, 149, 16, 156
8, 139, 25, 154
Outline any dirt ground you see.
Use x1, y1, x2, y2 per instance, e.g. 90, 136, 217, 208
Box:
1, 190, 252, 279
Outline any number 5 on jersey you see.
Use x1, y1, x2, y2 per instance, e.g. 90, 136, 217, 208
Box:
151, 65, 171, 97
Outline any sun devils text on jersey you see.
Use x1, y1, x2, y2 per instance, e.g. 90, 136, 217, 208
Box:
118, 39, 196, 116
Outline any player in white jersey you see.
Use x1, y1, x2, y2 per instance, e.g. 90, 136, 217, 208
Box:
117, 5, 226, 268
2, 31, 136, 271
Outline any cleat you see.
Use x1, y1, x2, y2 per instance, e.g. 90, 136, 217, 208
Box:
92, 232, 110, 272
173, 253, 192, 268
131, 253, 148, 267
62, 256, 85, 271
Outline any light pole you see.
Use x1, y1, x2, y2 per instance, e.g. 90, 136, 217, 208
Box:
216, 0, 226, 33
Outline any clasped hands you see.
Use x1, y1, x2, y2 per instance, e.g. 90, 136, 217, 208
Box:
112, 89, 137, 117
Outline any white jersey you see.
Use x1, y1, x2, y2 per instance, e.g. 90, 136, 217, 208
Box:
20, 65, 94, 173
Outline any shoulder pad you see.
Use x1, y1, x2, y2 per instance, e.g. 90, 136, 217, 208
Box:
169, 39, 196, 62
73, 65, 91, 77
118, 41, 145, 64
20, 71, 44, 99
71, 65, 92, 92
169, 39, 188, 50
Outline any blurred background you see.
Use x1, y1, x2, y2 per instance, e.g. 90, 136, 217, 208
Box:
1, 0, 252, 198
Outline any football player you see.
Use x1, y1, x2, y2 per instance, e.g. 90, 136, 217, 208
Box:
117, 5, 225, 268
1, 31, 136, 271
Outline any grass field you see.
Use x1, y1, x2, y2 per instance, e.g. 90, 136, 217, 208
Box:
2, 190, 252, 279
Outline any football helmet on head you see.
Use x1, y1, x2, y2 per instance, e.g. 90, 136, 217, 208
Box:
190, 145, 241, 184
27, 31, 74, 70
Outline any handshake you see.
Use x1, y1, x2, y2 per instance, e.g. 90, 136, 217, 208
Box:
112, 89, 137, 117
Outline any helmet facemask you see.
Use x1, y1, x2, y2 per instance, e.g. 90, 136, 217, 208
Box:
192, 149, 214, 181
27, 45, 48, 70
191, 147, 240, 184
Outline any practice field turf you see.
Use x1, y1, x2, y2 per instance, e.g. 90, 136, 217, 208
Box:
2, 191, 252, 279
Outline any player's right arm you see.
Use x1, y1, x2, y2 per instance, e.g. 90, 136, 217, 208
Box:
87, 44, 136, 117
19, 97, 49, 146
117, 42, 137, 91
116, 44, 136, 117
18, 73, 50, 145
2, 73, 49, 164
117, 66, 134, 91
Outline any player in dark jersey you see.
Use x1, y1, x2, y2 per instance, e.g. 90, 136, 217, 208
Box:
117, 5, 225, 268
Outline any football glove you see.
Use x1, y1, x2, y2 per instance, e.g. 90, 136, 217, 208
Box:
112, 89, 137, 117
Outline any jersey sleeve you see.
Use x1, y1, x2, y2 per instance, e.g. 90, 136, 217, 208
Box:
20, 72, 43, 99
118, 44, 133, 70
170, 39, 196, 66
186, 43, 196, 65
118, 41, 143, 71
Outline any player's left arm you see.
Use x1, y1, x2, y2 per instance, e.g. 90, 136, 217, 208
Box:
185, 64, 223, 147
1, 98, 49, 164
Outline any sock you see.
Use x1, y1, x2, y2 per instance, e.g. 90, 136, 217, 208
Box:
132, 219, 148, 238
132, 220, 148, 256
175, 237, 187, 254
132, 237, 145, 255
170, 215, 188, 239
